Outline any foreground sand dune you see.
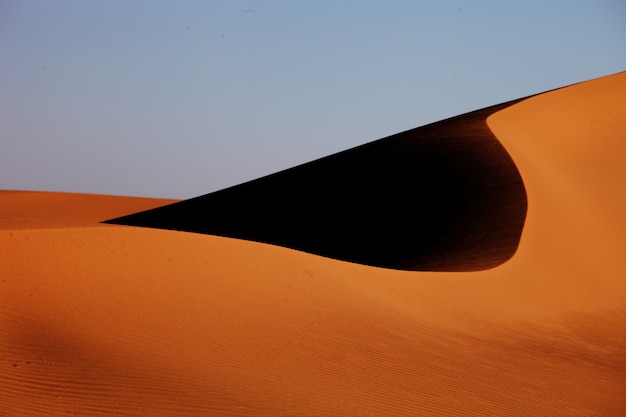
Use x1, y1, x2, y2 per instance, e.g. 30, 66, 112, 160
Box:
1, 72, 625, 416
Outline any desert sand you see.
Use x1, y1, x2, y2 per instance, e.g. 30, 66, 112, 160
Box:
1, 72, 625, 416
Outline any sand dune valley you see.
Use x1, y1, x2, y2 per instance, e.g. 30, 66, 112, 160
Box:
2, 72, 626, 416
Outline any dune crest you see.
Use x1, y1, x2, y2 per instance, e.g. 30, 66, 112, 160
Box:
105, 100, 527, 272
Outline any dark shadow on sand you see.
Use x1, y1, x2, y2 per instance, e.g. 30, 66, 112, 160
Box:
104, 99, 527, 271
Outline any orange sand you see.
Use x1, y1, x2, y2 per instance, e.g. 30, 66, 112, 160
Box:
1, 72, 625, 416
0, 191, 177, 229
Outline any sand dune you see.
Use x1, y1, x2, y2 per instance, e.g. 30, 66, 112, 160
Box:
0, 191, 176, 229
1, 72, 625, 416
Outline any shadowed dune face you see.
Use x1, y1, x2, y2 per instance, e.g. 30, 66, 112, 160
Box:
105, 100, 527, 271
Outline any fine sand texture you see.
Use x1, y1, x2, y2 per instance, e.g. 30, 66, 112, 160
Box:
1, 72, 625, 416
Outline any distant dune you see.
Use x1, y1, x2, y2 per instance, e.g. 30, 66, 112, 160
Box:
1, 71, 625, 416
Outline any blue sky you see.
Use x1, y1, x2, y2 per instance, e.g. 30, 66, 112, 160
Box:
2, 1, 625, 198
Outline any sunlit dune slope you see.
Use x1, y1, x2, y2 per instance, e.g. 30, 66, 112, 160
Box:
1, 71, 625, 416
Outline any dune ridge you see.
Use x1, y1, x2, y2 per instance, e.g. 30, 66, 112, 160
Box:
1, 71, 625, 416
104, 100, 528, 272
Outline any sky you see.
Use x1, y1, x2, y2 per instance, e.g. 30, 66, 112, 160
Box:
1, 1, 625, 199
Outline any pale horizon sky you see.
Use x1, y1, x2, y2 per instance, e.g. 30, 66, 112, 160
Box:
2, 1, 625, 199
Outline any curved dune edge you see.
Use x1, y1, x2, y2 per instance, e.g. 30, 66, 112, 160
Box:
104, 99, 528, 272
1, 72, 625, 416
